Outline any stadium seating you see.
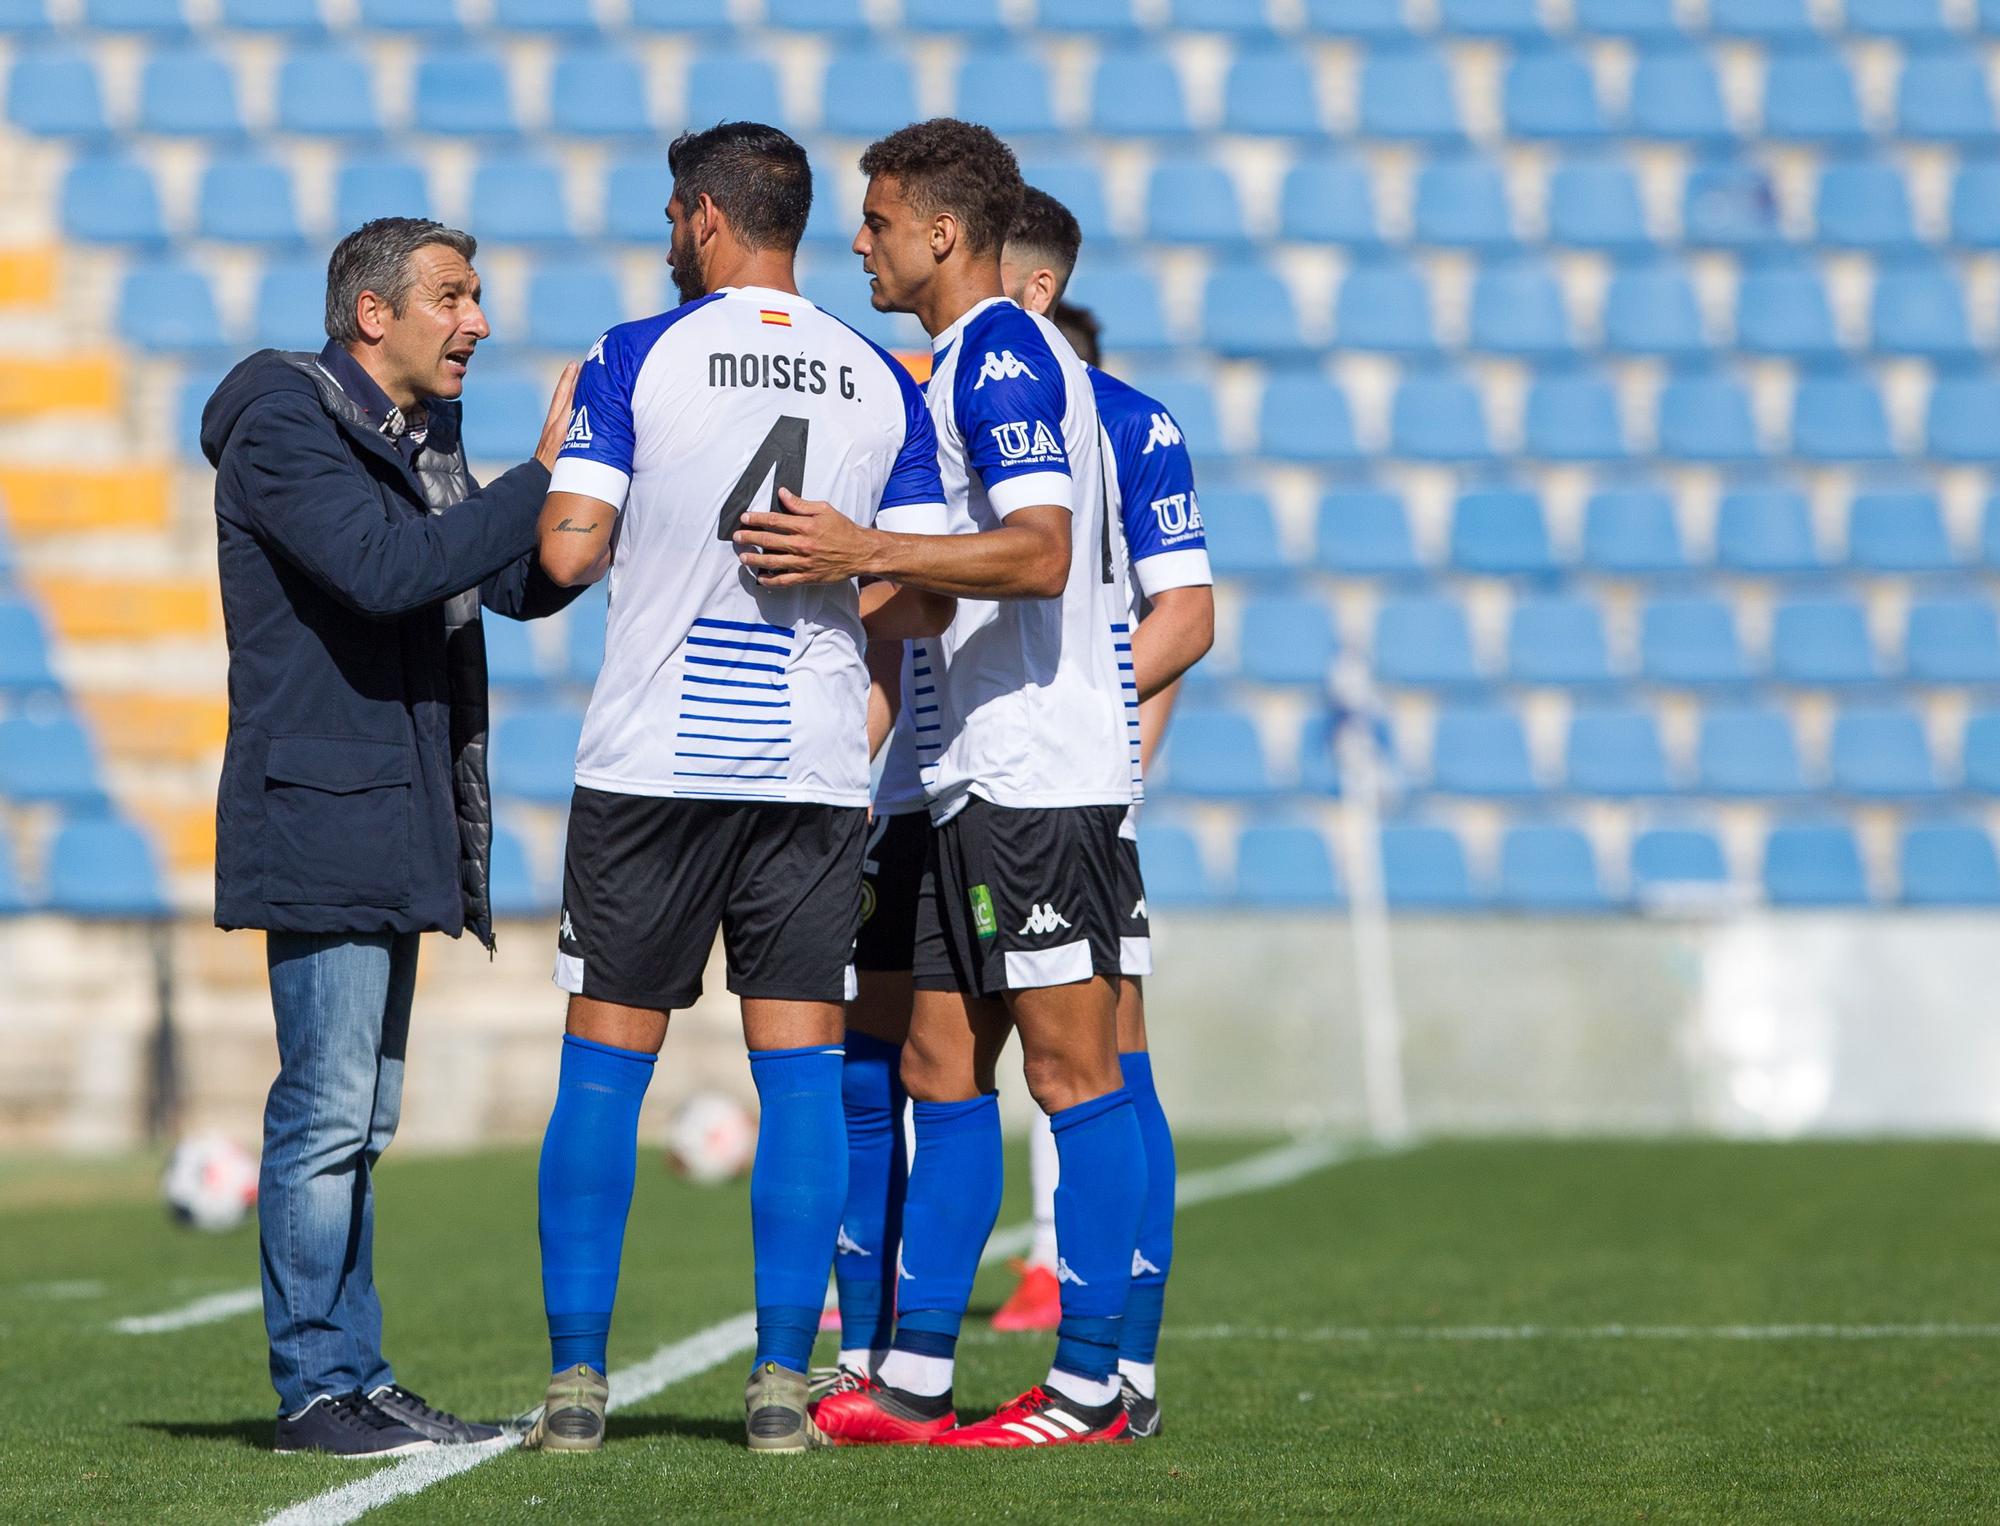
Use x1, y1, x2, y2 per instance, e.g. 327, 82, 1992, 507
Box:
44, 817, 167, 917
1497, 825, 1610, 912
1233, 823, 1342, 908
1509, 596, 1613, 686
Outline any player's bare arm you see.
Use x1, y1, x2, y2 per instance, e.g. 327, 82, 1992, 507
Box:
1130, 584, 1213, 703
536, 490, 616, 586
859, 577, 956, 639
736, 488, 1068, 599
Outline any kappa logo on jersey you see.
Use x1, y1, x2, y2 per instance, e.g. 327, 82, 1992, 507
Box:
990, 419, 1064, 465
1055, 1257, 1087, 1287
1132, 1250, 1163, 1277
585, 332, 607, 366
836, 1226, 870, 1257
564, 406, 592, 447
1148, 491, 1204, 537
1140, 411, 1182, 455
1017, 902, 1073, 935
972, 349, 1038, 389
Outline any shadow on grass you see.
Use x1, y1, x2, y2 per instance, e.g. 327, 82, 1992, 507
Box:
134, 1419, 272, 1451
604, 1413, 744, 1445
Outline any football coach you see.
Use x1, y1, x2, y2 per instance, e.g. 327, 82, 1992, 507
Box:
201, 217, 581, 1457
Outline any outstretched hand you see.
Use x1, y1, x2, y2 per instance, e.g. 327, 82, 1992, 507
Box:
733, 488, 878, 586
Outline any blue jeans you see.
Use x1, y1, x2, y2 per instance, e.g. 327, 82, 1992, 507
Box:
259, 930, 419, 1416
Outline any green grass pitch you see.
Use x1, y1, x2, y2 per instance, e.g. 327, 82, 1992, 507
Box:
6, 1137, 2000, 1522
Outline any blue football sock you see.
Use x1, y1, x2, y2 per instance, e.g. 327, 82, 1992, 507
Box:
834, 1032, 906, 1355
748, 1044, 848, 1375
1048, 1087, 1146, 1387
886, 1092, 1003, 1373
1118, 1051, 1176, 1367
538, 1034, 656, 1376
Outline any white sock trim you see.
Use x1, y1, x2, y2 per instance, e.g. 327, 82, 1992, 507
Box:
1117, 1358, 1157, 1399
1045, 1368, 1120, 1409
877, 1349, 954, 1397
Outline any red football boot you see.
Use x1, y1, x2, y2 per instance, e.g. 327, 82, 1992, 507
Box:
931, 1385, 1131, 1448
990, 1259, 1062, 1332
811, 1373, 957, 1446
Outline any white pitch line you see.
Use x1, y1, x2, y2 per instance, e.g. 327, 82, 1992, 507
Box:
262, 1135, 1351, 1526
113, 1287, 263, 1335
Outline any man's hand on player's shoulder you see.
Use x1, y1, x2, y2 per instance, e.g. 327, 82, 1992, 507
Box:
734, 488, 879, 585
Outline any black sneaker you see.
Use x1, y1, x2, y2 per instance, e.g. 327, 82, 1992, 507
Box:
367, 1384, 503, 1445
274, 1391, 435, 1458
1119, 1374, 1162, 1439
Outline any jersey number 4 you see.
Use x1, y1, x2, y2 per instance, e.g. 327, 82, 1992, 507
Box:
717, 415, 810, 541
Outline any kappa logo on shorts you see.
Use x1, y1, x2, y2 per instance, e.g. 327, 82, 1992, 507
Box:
1130, 897, 1147, 921
837, 1226, 870, 1257
896, 1244, 915, 1281
969, 884, 999, 941
559, 908, 577, 944
1017, 903, 1072, 936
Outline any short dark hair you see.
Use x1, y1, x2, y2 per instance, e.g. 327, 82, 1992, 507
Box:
1008, 186, 1082, 283
859, 118, 1023, 258
668, 121, 813, 253
324, 218, 477, 344
1052, 301, 1101, 367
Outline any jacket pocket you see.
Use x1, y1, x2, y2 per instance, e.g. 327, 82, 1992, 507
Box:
262, 735, 414, 907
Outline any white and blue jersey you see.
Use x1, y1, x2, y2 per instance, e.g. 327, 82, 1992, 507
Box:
551, 285, 946, 807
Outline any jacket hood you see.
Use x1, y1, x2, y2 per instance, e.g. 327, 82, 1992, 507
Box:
200, 349, 326, 468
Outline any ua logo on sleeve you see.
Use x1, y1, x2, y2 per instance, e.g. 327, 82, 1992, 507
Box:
990, 420, 1064, 464
973, 349, 1038, 389
564, 406, 592, 447
1140, 411, 1182, 454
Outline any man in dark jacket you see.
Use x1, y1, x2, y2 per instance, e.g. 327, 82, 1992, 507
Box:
201, 217, 581, 1457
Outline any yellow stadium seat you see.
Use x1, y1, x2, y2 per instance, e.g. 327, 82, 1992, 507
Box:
133, 799, 217, 874
0, 467, 171, 536
32, 575, 216, 641
80, 693, 228, 763
0, 248, 57, 310
0, 356, 120, 419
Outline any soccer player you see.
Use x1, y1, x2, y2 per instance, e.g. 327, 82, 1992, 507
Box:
733, 120, 1145, 1447
519, 121, 950, 1455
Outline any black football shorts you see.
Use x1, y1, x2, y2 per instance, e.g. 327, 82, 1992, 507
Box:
854, 808, 928, 974
1116, 820, 1152, 978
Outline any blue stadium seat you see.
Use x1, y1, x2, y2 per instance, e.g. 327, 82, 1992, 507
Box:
358, 0, 461, 27
1897, 49, 1997, 142
1413, 157, 1516, 248
1233, 824, 1342, 907
1899, 822, 2000, 905
84, 0, 186, 28
1093, 49, 1189, 136
1627, 46, 1732, 142
527, 262, 623, 351
252, 256, 323, 349
1258, 376, 1360, 462
1390, 373, 1493, 461
627, 0, 732, 28
1715, 488, 1819, 573
1318, 489, 1421, 576
1870, 259, 1975, 360
1816, 160, 1918, 250
1642, 598, 1753, 684
45, 818, 167, 918
1792, 372, 1895, 462
1146, 159, 1245, 244
562, 585, 607, 682
1468, 261, 1572, 354
1498, 825, 1611, 911
1764, 822, 1870, 905
1431, 704, 1536, 794
1566, 706, 1670, 794
61, 155, 166, 244
199, 155, 303, 244
1374, 596, 1480, 686
1450, 490, 1555, 574
1575, 0, 1683, 32
1699, 704, 1804, 793
176, 365, 227, 458
1039, 0, 1141, 31
1017, 156, 1111, 246
1202, 490, 1288, 578
0, 598, 57, 692
7, 45, 107, 136
1280, 156, 1381, 245
1926, 375, 2000, 461
494, 0, 595, 24
1303, 0, 1407, 34
1160, 708, 1277, 797
1631, 827, 1729, 899
687, 49, 783, 130
766, 0, 869, 26
1831, 705, 1937, 794
1223, 46, 1321, 136
1848, 491, 1953, 572
0, 0, 45, 26
0, 826, 21, 914
1681, 160, 1784, 250
1582, 487, 1686, 573
1359, 46, 1463, 141
277, 47, 380, 137
139, 45, 243, 135
550, 48, 650, 137
459, 365, 546, 460
1772, 597, 1880, 683
487, 824, 546, 918
471, 155, 571, 244
1546, 159, 1650, 250
1950, 160, 2000, 247
1504, 47, 1605, 139
335, 158, 429, 230
1602, 262, 1705, 355
483, 616, 542, 691
1657, 373, 1760, 460
119, 260, 223, 353
1847, 0, 1949, 36
1513, 598, 1615, 686
1709, 0, 1816, 37
1524, 372, 1626, 460
1174, 0, 1274, 29
0, 711, 103, 805
1761, 48, 1866, 143
1380, 822, 1478, 908
1065, 256, 1171, 351
1440, 0, 1545, 35
1238, 595, 1338, 686
1334, 260, 1435, 352
1734, 262, 1838, 358
1135, 822, 1213, 906
1966, 710, 2000, 790
413, 50, 515, 136
491, 703, 583, 804
1204, 265, 1311, 359
822, 46, 916, 138
221, 0, 325, 27
956, 49, 1056, 136
1905, 599, 2000, 682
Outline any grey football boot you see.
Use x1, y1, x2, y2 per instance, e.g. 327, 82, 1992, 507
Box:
745, 1361, 827, 1453
522, 1363, 610, 1452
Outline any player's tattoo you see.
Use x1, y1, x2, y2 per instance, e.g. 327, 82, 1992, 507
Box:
552, 517, 598, 534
